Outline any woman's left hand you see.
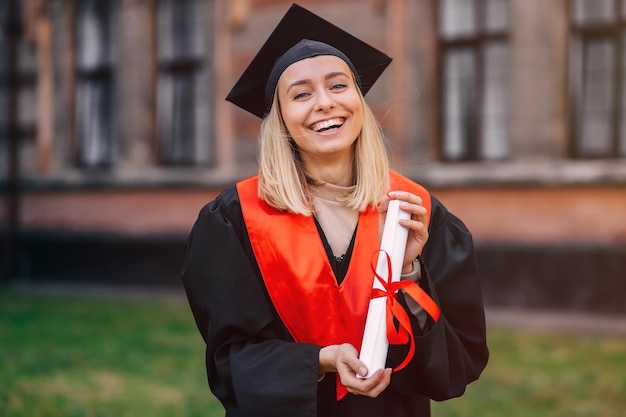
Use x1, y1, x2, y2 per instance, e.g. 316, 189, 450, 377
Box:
380, 191, 429, 274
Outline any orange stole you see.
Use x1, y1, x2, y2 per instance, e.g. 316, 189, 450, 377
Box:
237, 176, 379, 348
236, 171, 431, 398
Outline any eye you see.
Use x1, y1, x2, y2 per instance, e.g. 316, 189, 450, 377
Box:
330, 83, 347, 91
294, 91, 310, 100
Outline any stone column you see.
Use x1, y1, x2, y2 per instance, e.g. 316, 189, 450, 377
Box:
24, 0, 55, 173
509, 0, 569, 159
117, 0, 156, 169
408, 0, 439, 163
385, 0, 410, 167
51, 0, 77, 170
387, 0, 439, 166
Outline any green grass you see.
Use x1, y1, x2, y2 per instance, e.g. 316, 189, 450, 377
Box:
1, 290, 625, 417
431, 327, 626, 417
0, 290, 222, 417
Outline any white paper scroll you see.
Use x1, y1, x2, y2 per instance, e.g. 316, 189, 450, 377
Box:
358, 199, 411, 378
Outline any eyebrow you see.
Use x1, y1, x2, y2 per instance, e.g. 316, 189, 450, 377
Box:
285, 71, 350, 94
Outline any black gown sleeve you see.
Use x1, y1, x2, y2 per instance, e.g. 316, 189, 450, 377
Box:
182, 188, 488, 416
181, 187, 322, 417
386, 195, 489, 401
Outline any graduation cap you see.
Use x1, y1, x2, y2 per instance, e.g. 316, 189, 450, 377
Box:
225, 3, 393, 118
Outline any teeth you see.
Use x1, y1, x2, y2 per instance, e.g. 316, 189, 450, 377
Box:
312, 118, 344, 132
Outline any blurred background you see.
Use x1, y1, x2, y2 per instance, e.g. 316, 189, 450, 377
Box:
1, 1, 626, 416
2, 0, 626, 313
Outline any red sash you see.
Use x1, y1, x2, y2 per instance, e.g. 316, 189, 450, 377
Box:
237, 171, 431, 399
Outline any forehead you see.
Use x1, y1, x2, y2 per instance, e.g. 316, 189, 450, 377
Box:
278, 55, 353, 85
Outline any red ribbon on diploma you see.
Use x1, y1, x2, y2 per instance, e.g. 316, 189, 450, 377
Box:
370, 251, 441, 372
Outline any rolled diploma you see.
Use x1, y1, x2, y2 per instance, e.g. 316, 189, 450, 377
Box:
358, 199, 411, 378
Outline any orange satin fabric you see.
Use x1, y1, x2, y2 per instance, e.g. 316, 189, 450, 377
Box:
236, 171, 432, 399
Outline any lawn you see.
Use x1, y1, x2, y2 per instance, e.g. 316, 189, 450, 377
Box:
1, 289, 625, 417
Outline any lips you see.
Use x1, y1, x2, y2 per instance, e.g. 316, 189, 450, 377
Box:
311, 118, 345, 132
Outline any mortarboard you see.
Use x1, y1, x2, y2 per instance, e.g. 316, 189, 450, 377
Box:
225, 3, 393, 118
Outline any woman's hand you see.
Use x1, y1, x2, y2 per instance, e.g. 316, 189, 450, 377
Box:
380, 191, 429, 274
319, 343, 392, 398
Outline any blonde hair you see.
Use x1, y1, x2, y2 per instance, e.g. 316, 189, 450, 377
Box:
257, 87, 390, 215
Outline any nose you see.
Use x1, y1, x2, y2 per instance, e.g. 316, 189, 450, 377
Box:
314, 90, 335, 112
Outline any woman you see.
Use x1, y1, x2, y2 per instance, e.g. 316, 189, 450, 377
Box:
182, 4, 488, 417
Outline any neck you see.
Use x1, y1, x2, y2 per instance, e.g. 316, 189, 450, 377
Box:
300, 145, 355, 186
304, 158, 354, 186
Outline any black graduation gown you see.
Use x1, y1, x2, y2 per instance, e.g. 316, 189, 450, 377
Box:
181, 184, 489, 417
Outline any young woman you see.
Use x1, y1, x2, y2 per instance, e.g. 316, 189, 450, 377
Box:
182, 4, 488, 417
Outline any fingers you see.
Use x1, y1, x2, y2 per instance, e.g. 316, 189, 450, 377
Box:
340, 350, 368, 378
378, 194, 390, 213
333, 344, 367, 376
387, 190, 422, 205
387, 190, 429, 262
387, 191, 428, 231
330, 344, 392, 398
388, 191, 427, 220
342, 368, 393, 398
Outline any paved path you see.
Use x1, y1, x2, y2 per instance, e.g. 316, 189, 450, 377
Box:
6, 281, 626, 336
486, 307, 626, 336
7, 281, 187, 302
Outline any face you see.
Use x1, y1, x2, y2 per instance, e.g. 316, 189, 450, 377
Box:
276, 55, 363, 167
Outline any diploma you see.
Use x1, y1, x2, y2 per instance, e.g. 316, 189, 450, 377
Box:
358, 199, 411, 378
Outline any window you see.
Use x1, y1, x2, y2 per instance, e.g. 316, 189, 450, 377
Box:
439, 0, 510, 161
570, 0, 626, 157
157, 0, 211, 166
75, 0, 117, 167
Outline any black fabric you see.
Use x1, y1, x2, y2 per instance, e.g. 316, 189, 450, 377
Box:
181, 184, 489, 417
225, 3, 392, 118
313, 215, 357, 285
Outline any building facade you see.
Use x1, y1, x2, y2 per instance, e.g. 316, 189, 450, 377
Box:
2, 0, 626, 313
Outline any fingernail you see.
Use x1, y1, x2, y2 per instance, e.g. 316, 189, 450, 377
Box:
358, 367, 367, 376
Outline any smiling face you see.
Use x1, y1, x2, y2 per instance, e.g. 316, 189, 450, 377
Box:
276, 55, 364, 172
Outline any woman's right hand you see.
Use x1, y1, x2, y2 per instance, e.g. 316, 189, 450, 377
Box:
318, 343, 392, 398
